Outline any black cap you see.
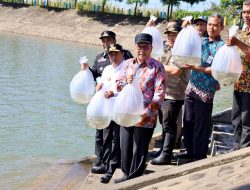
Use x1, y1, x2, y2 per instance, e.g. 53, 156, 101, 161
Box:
99, 30, 116, 39
164, 21, 182, 34
194, 16, 208, 24
135, 33, 153, 44
108, 44, 123, 53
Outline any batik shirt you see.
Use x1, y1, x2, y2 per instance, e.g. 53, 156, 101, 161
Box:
119, 57, 166, 128
234, 27, 250, 93
185, 36, 224, 103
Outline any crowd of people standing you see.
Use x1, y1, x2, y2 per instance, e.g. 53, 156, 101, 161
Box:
80, 0, 250, 184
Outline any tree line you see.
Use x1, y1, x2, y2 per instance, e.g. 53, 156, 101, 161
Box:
0, 0, 244, 24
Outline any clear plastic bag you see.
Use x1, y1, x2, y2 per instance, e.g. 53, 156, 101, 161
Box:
172, 25, 201, 67
113, 81, 144, 127
70, 68, 95, 104
142, 16, 164, 59
86, 83, 114, 129
211, 25, 242, 86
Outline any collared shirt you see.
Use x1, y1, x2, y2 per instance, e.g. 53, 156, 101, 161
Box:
91, 50, 133, 80
119, 57, 166, 128
234, 27, 250, 93
100, 60, 126, 96
185, 36, 224, 103
160, 48, 190, 100
92, 52, 110, 80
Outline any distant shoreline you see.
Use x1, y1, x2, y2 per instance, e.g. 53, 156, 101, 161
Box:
0, 5, 167, 51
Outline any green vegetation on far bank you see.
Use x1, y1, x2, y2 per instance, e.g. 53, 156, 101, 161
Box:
0, 0, 244, 26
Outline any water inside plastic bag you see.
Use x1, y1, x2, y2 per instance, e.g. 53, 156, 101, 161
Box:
70, 93, 93, 104
173, 56, 200, 67
113, 113, 142, 127
212, 71, 240, 86
70, 69, 95, 104
86, 115, 111, 129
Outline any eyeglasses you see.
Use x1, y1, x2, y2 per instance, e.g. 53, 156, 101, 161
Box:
136, 45, 151, 50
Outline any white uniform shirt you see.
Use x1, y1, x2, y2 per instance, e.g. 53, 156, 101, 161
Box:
100, 60, 126, 96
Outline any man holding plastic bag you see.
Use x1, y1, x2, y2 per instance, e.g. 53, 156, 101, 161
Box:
114, 33, 166, 183
150, 21, 190, 165
227, 0, 250, 150
81, 31, 133, 175
180, 14, 224, 161
91, 44, 126, 183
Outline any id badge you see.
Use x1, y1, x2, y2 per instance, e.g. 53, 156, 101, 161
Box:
206, 55, 214, 65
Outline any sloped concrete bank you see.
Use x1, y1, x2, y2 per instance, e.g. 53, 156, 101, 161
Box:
80, 147, 250, 190
0, 5, 166, 52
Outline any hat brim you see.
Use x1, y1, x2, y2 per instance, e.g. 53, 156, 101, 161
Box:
164, 30, 179, 34
99, 35, 114, 39
108, 50, 122, 53
136, 40, 152, 44
194, 19, 207, 24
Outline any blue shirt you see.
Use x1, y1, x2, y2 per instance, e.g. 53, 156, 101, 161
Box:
185, 36, 224, 103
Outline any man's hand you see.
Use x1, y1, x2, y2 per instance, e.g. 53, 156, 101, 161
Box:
140, 113, 147, 121
146, 20, 155, 27
126, 75, 134, 84
185, 64, 196, 70
96, 83, 103, 91
104, 90, 114, 99
116, 80, 123, 92
182, 20, 191, 28
136, 113, 149, 126
226, 36, 239, 46
81, 63, 89, 71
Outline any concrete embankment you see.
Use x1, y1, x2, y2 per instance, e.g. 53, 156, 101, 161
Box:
80, 147, 250, 190
0, 5, 167, 52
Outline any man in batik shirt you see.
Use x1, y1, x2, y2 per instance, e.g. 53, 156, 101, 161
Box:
181, 14, 224, 161
227, 0, 250, 150
114, 33, 166, 183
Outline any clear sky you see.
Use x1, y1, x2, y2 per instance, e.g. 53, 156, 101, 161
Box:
108, 0, 220, 12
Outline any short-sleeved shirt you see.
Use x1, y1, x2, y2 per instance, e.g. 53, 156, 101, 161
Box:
161, 48, 190, 100
185, 36, 224, 103
119, 57, 166, 128
234, 28, 250, 93
91, 50, 133, 80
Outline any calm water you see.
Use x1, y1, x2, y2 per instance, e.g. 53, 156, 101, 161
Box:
0, 32, 233, 190
0, 32, 101, 190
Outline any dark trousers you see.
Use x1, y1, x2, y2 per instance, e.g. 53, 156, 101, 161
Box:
158, 99, 184, 157
106, 121, 121, 176
120, 126, 154, 179
183, 94, 213, 160
94, 122, 114, 169
232, 91, 250, 149
95, 129, 104, 165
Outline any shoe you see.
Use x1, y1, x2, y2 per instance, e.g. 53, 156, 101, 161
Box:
114, 175, 128, 184
176, 153, 193, 159
100, 174, 112, 184
91, 164, 107, 174
227, 145, 240, 153
151, 149, 162, 158
177, 157, 194, 165
150, 154, 171, 165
